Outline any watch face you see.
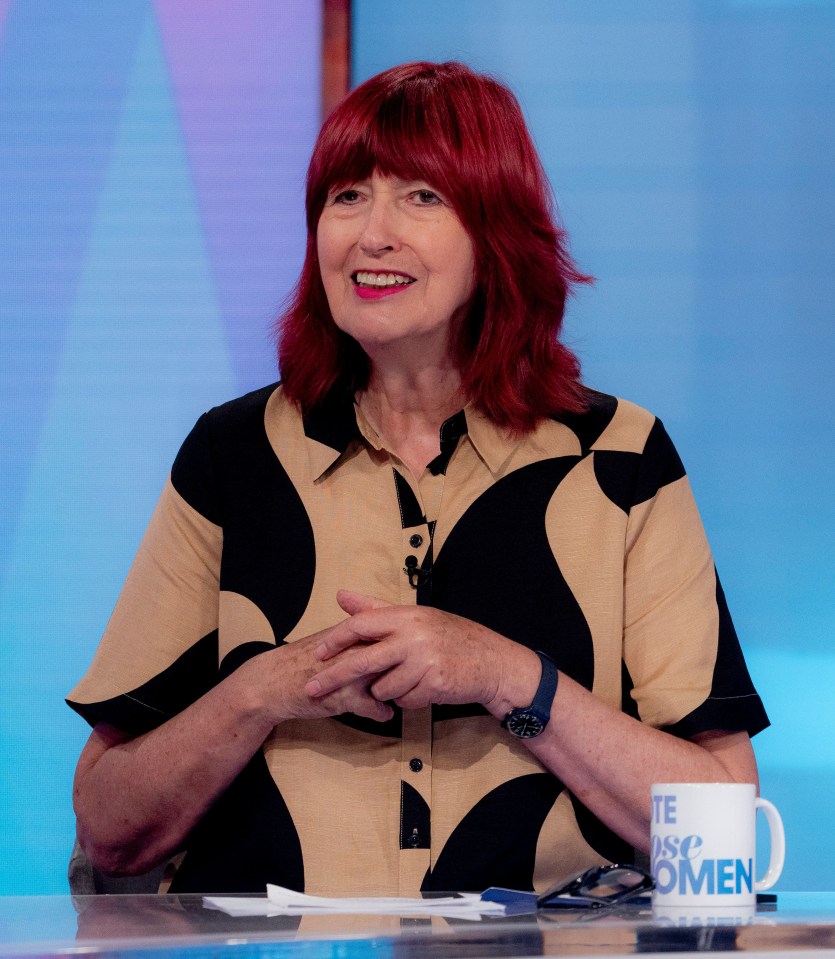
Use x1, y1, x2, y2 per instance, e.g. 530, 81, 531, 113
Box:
506, 709, 545, 739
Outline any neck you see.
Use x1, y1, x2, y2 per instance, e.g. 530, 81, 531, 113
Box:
359, 365, 464, 477
364, 364, 463, 421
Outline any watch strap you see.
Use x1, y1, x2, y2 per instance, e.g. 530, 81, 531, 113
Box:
501, 650, 559, 738
529, 650, 558, 717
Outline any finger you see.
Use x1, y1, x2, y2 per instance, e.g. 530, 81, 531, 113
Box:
391, 689, 433, 711
315, 607, 402, 660
336, 589, 391, 615
306, 643, 402, 698
313, 616, 376, 661
346, 694, 394, 723
369, 664, 428, 705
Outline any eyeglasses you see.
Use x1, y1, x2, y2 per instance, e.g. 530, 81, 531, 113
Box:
538, 864, 655, 910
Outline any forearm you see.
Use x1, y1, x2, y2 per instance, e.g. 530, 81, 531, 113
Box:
307, 603, 760, 856
74, 632, 392, 877
74, 667, 275, 876
488, 669, 758, 853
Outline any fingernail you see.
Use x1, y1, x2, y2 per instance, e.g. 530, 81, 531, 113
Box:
315, 643, 327, 659
306, 679, 321, 696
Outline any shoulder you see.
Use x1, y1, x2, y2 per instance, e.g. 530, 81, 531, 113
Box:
171, 383, 295, 522
202, 381, 284, 433
556, 388, 659, 455
556, 390, 687, 511
179, 382, 299, 451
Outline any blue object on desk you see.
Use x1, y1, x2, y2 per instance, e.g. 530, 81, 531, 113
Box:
481, 888, 539, 915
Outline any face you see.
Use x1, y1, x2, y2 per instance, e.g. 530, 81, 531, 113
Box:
316, 172, 476, 361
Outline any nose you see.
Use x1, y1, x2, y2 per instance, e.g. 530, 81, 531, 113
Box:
359, 196, 400, 257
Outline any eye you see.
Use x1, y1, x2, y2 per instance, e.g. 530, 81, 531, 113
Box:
331, 188, 362, 205
413, 189, 441, 205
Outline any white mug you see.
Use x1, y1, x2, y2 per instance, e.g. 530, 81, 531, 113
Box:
650, 783, 785, 908
653, 902, 757, 927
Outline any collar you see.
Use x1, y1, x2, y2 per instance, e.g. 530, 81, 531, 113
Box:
302, 389, 363, 481
463, 404, 521, 475
301, 391, 521, 481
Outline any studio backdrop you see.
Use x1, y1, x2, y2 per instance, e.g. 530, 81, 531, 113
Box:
1, 0, 833, 893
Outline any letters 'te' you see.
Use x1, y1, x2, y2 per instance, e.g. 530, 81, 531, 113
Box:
652, 794, 677, 824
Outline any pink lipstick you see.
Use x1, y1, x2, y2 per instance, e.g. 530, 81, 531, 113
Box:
352, 270, 415, 300
355, 284, 412, 300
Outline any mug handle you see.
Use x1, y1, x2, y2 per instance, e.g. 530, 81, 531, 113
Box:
755, 797, 785, 890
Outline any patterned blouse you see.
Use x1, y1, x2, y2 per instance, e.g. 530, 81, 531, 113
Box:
68, 384, 768, 894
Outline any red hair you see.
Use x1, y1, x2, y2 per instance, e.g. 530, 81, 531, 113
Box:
278, 61, 590, 432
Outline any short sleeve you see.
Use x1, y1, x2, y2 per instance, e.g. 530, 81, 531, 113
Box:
622, 419, 769, 738
66, 414, 222, 736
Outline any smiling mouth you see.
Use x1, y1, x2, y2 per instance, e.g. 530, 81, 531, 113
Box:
352, 271, 416, 289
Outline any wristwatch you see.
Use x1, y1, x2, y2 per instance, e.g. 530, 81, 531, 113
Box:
501, 651, 559, 739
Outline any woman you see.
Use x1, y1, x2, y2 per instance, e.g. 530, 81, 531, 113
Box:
69, 61, 768, 895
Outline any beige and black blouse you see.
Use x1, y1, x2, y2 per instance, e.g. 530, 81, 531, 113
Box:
68, 383, 768, 895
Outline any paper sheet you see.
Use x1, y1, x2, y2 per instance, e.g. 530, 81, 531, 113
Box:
203, 884, 507, 919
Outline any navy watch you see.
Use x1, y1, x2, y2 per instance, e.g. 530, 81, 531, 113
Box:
501, 651, 559, 739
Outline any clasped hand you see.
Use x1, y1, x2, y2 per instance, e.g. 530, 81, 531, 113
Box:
304, 589, 535, 715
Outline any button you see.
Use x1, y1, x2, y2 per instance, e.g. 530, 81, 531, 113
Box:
409, 534, 423, 548
409, 757, 423, 773
407, 828, 421, 848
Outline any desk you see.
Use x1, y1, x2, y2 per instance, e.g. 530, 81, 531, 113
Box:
1, 893, 835, 957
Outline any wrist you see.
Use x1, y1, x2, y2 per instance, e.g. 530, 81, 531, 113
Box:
485, 645, 543, 719
500, 651, 559, 740
222, 654, 285, 730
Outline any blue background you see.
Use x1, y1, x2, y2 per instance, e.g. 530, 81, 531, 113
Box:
0, 0, 321, 893
354, 0, 835, 891
0, 0, 832, 894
